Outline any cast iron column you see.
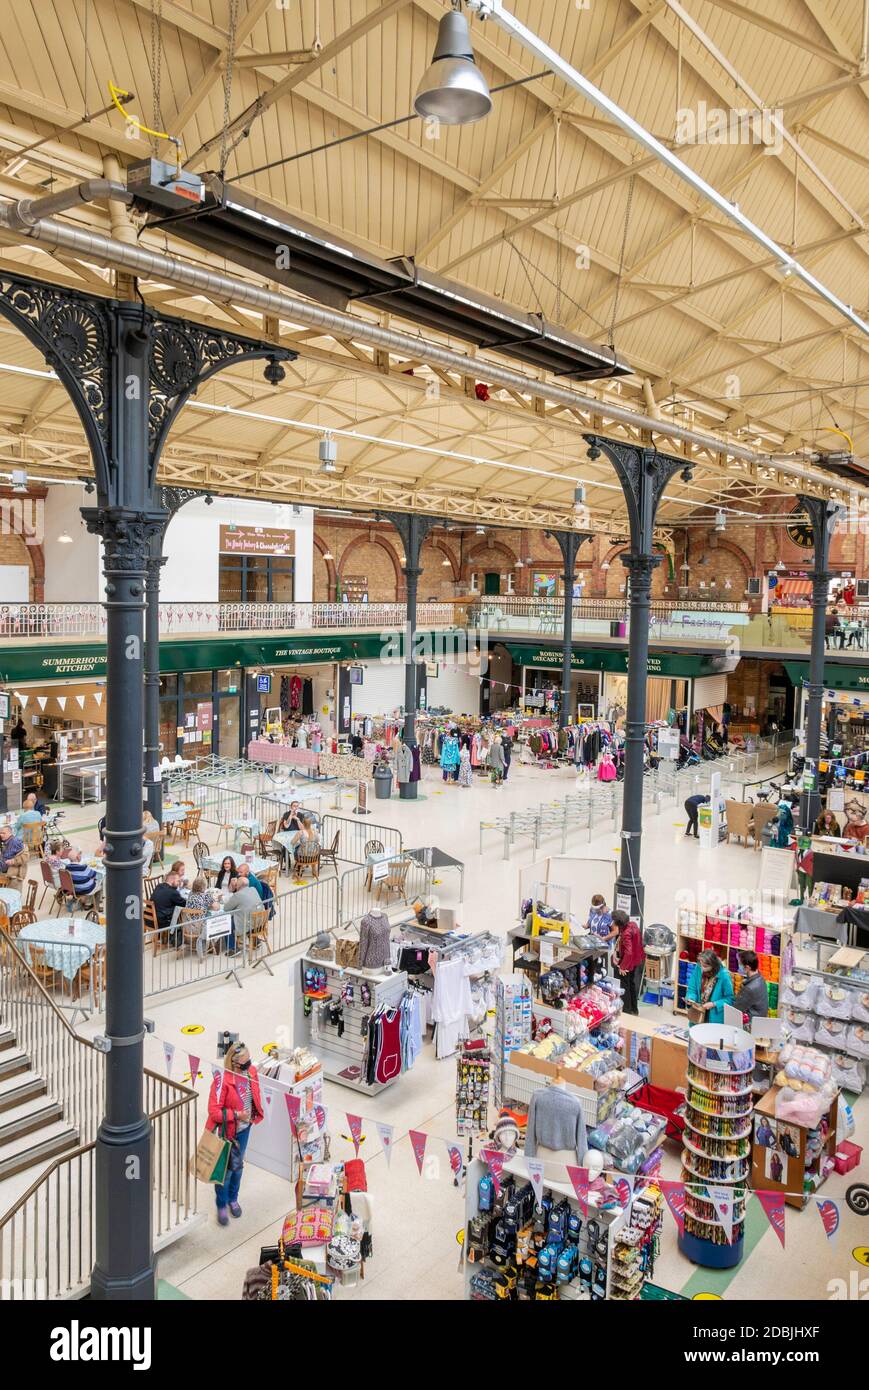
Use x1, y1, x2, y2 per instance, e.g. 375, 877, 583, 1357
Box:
378, 511, 443, 799
0, 273, 292, 1299
797, 495, 842, 833
546, 530, 591, 729
584, 435, 691, 919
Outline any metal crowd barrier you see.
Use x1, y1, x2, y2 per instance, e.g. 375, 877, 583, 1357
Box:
337, 858, 432, 928
10, 936, 104, 1021
319, 813, 403, 865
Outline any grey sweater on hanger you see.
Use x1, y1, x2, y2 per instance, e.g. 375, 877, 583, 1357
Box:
524, 1086, 587, 1164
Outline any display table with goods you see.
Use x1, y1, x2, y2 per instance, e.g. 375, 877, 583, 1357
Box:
679, 1023, 755, 1269
293, 953, 416, 1095
250, 1047, 326, 1186
675, 908, 787, 1017
778, 963, 868, 1095
751, 1042, 840, 1210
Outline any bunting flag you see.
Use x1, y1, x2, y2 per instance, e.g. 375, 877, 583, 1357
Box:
565, 1165, 589, 1217
526, 1158, 545, 1207
315, 1105, 327, 1132
186, 1054, 200, 1085
17, 693, 28, 709
285, 1094, 301, 1130
444, 1142, 463, 1181
755, 1190, 786, 1248
94, 691, 103, 705
36, 696, 47, 711
658, 1180, 686, 1235
816, 1198, 839, 1242
346, 1113, 364, 1155
408, 1130, 428, 1175
479, 1147, 507, 1195
56, 696, 66, 711
706, 1185, 735, 1244
210, 1063, 223, 1087
75, 695, 86, 709
376, 1122, 395, 1167
162, 1041, 175, 1077
613, 1177, 634, 1209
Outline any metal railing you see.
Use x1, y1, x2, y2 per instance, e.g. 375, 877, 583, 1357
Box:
338, 859, 432, 928
10, 936, 104, 1019
319, 813, 403, 865
0, 930, 198, 1300
0, 600, 454, 641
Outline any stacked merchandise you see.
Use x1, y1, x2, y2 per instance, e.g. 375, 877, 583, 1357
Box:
779, 970, 868, 1094
494, 975, 533, 1107
456, 1042, 492, 1137
676, 910, 785, 1016
610, 1187, 665, 1301
679, 1024, 754, 1269
588, 1106, 668, 1178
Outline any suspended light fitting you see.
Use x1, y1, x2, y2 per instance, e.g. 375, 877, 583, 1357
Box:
414, 3, 492, 126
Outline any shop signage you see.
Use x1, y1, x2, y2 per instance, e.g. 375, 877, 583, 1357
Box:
785, 661, 869, 693
219, 525, 295, 556
505, 644, 735, 677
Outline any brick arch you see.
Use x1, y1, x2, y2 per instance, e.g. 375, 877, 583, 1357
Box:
336, 531, 403, 600
466, 539, 518, 572
312, 534, 338, 601
702, 537, 753, 591
423, 536, 460, 580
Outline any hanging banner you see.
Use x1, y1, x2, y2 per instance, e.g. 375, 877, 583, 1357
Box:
346, 1113, 364, 1154
479, 1147, 507, 1194
817, 1198, 840, 1242
162, 1041, 175, 1078
377, 1122, 395, 1167
565, 1165, 590, 1217
186, 1054, 200, 1085
408, 1130, 428, 1175
444, 1142, 463, 1182
56, 696, 66, 711
706, 1185, 735, 1244
285, 1094, 301, 1131
658, 1180, 686, 1234
526, 1158, 545, 1207
755, 1190, 786, 1248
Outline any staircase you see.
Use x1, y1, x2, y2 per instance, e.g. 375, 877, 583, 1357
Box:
0, 1023, 79, 1181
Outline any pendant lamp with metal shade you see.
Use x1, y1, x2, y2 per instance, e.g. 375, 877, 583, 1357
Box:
414, 4, 492, 126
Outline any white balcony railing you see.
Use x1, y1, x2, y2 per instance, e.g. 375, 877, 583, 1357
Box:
0, 601, 456, 640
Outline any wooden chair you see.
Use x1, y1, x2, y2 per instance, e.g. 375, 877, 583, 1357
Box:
248, 907, 273, 975
179, 906, 208, 955
751, 802, 779, 849
259, 864, 279, 894
192, 841, 211, 871
26, 943, 58, 990
724, 800, 755, 846
375, 856, 411, 903
22, 879, 37, 912
56, 868, 81, 914
9, 907, 37, 934
145, 830, 165, 866
319, 831, 340, 875
143, 900, 158, 935
258, 821, 281, 862
364, 839, 385, 890
293, 844, 321, 881
76, 944, 105, 1004
178, 809, 201, 846
143, 875, 164, 900
22, 821, 44, 858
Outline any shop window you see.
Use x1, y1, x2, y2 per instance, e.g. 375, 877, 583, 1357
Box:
218, 553, 295, 603
159, 674, 177, 698
183, 671, 213, 697
217, 668, 241, 692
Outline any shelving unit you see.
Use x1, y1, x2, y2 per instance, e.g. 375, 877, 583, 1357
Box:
675, 910, 787, 1017
679, 1023, 755, 1270
493, 974, 532, 1108
293, 955, 409, 1095
779, 965, 868, 1093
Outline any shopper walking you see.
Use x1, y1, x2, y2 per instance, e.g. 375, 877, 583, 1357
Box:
207, 1041, 264, 1226
686, 948, 734, 1024
683, 793, 709, 839
772, 799, 795, 849
611, 909, 644, 1015
501, 733, 513, 782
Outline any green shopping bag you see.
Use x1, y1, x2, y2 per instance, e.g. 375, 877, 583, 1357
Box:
192, 1111, 231, 1184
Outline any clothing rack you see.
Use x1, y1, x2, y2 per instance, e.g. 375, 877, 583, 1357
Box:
294, 955, 410, 1095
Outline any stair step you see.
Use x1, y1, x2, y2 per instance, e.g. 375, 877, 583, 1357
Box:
0, 1049, 29, 1081
0, 1121, 79, 1181
0, 1028, 16, 1053
0, 1072, 48, 1114
0, 1097, 65, 1148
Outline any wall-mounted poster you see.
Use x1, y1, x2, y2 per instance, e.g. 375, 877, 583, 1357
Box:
533, 572, 558, 597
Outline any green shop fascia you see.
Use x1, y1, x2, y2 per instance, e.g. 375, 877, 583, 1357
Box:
503, 644, 738, 677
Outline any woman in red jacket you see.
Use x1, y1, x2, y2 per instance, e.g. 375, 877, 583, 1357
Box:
611, 910, 645, 1016
207, 1041, 264, 1226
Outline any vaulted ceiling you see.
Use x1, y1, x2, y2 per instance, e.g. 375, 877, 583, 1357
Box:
0, 0, 866, 531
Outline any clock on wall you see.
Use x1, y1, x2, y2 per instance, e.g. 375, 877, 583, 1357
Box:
786, 508, 814, 549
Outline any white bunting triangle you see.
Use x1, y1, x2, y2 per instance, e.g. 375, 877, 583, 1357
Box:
75, 695, 86, 709
56, 696, 66, 711
36, 696, 47, 711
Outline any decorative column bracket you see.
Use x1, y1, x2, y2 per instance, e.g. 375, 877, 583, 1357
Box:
545, 529, 592, 729
796, 494, 845, 834
584, 435, 692, 918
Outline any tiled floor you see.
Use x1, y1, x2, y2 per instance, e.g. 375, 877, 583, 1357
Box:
11, 760, 868, 1301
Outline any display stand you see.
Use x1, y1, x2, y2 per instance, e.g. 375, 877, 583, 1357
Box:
493, 974, 532, 1108
679, 1023, 754, 1269
751, 1085, 840, 1210
294, 955, 409, 1094
675, 909, 787, 1017
697, 772, 726, 849
248, 1055, 325, 1184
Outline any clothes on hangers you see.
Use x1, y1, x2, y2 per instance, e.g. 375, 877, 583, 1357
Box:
358, 910, 391, 970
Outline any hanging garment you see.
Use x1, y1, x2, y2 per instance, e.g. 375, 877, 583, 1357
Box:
373, 1008, 402, 1084
358, 911, 391, 970
458, 747, 473, 787
431, 957, 474, 1060
410, 745, 422, 782
395, 742, 413, 784
280, 674, 290, 716
290, 674, 302, 711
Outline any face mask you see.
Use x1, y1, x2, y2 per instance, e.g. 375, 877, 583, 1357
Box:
238, 1059, 251, 1072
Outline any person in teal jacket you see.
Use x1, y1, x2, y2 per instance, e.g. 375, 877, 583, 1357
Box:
686, 949, 734, 1024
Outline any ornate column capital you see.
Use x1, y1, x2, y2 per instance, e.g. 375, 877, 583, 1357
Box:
81, 507, 165, 570
621, 551, 662, 589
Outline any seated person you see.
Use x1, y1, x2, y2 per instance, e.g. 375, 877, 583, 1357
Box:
236, 861, 266, 900
215, 855, 237, 891
0, 824, 27, 884
14, 793, 44, 837
292, 815, 320, 861
151, 871, 187, 943
220, 876, 263, 953
44, 837, 69, 871
62, 848, 99, 901
184, 875, 210, 915
278, 802, 304, 835
168, 859, 190, 889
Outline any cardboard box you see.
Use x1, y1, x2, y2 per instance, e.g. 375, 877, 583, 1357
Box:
508, 1048, 561, 1079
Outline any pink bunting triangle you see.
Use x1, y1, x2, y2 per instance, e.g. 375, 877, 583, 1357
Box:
479, 1147, 506, 1195
409, 1129, 428, 1175
162, 1041, 175, 1077
346, 1113, 364, 1155
186, 1054, 200, 1085
565, 1165, 589, 1217
816, 1198, 839, 1241
658, 1179, 686, 1234
285, 1093, 301, 1131
444, 1142, 464, 1181
755, 1190, 786, 1248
